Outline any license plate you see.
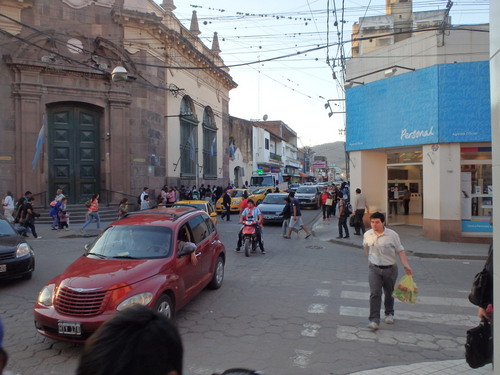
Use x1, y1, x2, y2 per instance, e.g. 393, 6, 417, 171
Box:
264, 216, 273, 220
58, 321, 82, 336
0, 264, 6, 272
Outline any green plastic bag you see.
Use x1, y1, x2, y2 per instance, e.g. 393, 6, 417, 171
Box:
393, 274, 418, 305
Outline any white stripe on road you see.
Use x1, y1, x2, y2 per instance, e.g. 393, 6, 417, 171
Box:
339, 306, 477, 326
341, 290, 472, 307
314, 289, 331, 297
292, 349, 313, 368
301, 323, 321, 337
307, 303, 327, 313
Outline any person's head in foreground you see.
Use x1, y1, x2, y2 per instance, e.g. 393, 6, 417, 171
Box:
76, 305, 183, 375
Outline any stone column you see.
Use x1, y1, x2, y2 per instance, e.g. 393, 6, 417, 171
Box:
107, 87, 132, 202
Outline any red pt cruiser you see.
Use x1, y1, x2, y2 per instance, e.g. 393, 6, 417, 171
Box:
34, 207, 225, 342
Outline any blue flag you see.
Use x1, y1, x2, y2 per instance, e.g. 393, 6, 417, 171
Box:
32, 115, 46, 170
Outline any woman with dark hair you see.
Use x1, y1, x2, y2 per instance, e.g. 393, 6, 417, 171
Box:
81, 193, 100, 232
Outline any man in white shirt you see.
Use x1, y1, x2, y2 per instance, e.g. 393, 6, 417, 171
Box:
353, 188, 368, 235
363, 212, 412, 331
2, 191, 15, 223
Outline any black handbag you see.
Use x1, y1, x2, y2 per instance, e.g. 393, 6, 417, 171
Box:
349, 215, 356, 227
468, 268, 492, 308
465, 319, 493, 368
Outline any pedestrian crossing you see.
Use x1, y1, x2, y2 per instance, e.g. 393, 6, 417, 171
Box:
336, 280, 479, 351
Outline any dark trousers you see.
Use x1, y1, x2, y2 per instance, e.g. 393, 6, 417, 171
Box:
368, 264, 398, 323
322, 205, 331, 219
23, 220, 38, 238
338, 216, 349, 237
389, 201, 398, 214
354, 209, 366, 234
221, 205, 230, 220
403, 199, 410, 215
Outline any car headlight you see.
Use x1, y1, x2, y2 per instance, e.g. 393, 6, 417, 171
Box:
117, 292, 154, 311
38, 285, 55, 307
16, 243, 31, 258
233, 199, 241, 204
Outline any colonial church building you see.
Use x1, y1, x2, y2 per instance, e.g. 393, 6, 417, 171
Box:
0, 0, 236, 204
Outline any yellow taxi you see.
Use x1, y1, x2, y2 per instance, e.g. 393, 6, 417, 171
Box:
215, 189, 252, 213
172, 200, 218, 225
249, 187, 277, 205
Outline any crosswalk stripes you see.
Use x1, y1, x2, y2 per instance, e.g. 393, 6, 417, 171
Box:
337, 280, 479, 351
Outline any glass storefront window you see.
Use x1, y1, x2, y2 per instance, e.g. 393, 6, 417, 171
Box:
387, 150, 422, 164
460, 152, 492, 233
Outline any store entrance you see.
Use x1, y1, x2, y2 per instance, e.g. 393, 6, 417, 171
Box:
387, 164, 423, 226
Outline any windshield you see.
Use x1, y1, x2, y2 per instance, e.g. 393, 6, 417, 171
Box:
262, 194, 287, 204
250, 176, 274, 187
0, 220, 16, 236
87, 225, 173, 259
297, 186, 317, 194
252, 188, 265, 194
230, 190, 245, 198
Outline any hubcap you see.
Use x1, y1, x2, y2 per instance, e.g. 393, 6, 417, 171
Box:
215, 260, 224, 285
157, 301, 172, 319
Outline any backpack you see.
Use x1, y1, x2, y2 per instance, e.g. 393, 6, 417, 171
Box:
344, 201, 352, 216
50, 200, 58, 207
137, 194, 142, 205
85, 200, 91, 208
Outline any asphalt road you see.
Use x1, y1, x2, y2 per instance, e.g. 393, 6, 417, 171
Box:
0, 209, 483, 375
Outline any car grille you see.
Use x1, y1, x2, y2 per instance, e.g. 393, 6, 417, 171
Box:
0, 250, 16, 261
54, 287, 108, 316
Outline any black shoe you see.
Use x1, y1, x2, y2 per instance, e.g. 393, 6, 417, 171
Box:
235, 248, 240, 252
336, 236, 343, 239
344, 236, 350, 239
354, 232, 361, 235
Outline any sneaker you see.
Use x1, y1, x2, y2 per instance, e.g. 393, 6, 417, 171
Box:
367, 321, 379, 330
261, 250, 266, 254
36, 236, 43, 239
384, 315, 394, 324
344, 236, 350, 239
335, 236, 344, 239
235, 248, 240, 252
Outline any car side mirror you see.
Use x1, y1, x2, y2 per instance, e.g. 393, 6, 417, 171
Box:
84, 243, 90, 251
178, 242, 197, 257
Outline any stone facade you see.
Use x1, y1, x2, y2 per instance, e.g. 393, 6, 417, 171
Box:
0, 0, 236, 204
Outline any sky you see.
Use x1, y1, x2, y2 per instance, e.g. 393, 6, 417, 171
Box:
155, 0, 489, 147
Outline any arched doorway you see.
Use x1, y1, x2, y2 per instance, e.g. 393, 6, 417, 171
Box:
233, 166, 242, 187
47, 104, 101, 204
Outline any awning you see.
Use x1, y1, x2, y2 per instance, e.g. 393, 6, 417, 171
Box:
299, 172, 308, 178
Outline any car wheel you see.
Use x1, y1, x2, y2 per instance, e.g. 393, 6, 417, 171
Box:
154, 294, 174, 319
208, 256, 224, 290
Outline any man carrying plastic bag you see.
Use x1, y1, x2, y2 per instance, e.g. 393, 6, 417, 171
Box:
363, 212, 413, 331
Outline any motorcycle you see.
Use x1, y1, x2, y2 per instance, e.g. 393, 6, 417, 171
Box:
241, 220, 259, 257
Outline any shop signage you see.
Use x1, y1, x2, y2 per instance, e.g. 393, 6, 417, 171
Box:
346, 62, 490, 151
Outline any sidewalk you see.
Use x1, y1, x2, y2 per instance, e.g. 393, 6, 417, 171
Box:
312, 217, 492, 374
313, 218, 490, 260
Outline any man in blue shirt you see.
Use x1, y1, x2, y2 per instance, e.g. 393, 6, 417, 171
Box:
236, 199, 265, 254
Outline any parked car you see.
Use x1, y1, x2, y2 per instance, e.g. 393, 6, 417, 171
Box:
215, 189, 251, 212
257, 193, 288, 223
33, 206, 225, 342
295, 185, 321, 209
0, 214, 35, 281
172, 200, 218, 225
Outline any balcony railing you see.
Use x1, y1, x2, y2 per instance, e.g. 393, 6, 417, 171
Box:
269, 152, 282, 162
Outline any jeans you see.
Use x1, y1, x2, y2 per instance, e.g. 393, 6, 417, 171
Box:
282, 218, 289, 236
322, 205, 331, 219
221, 206, 230, 220
368, 264, 398, 323
51, 213, 59, 229
338, 216, 349, 237
23, 219, 38, 238
82, 211, 100, 229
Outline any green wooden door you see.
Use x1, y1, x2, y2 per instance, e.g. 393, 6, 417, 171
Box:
48, 106, 100, 204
